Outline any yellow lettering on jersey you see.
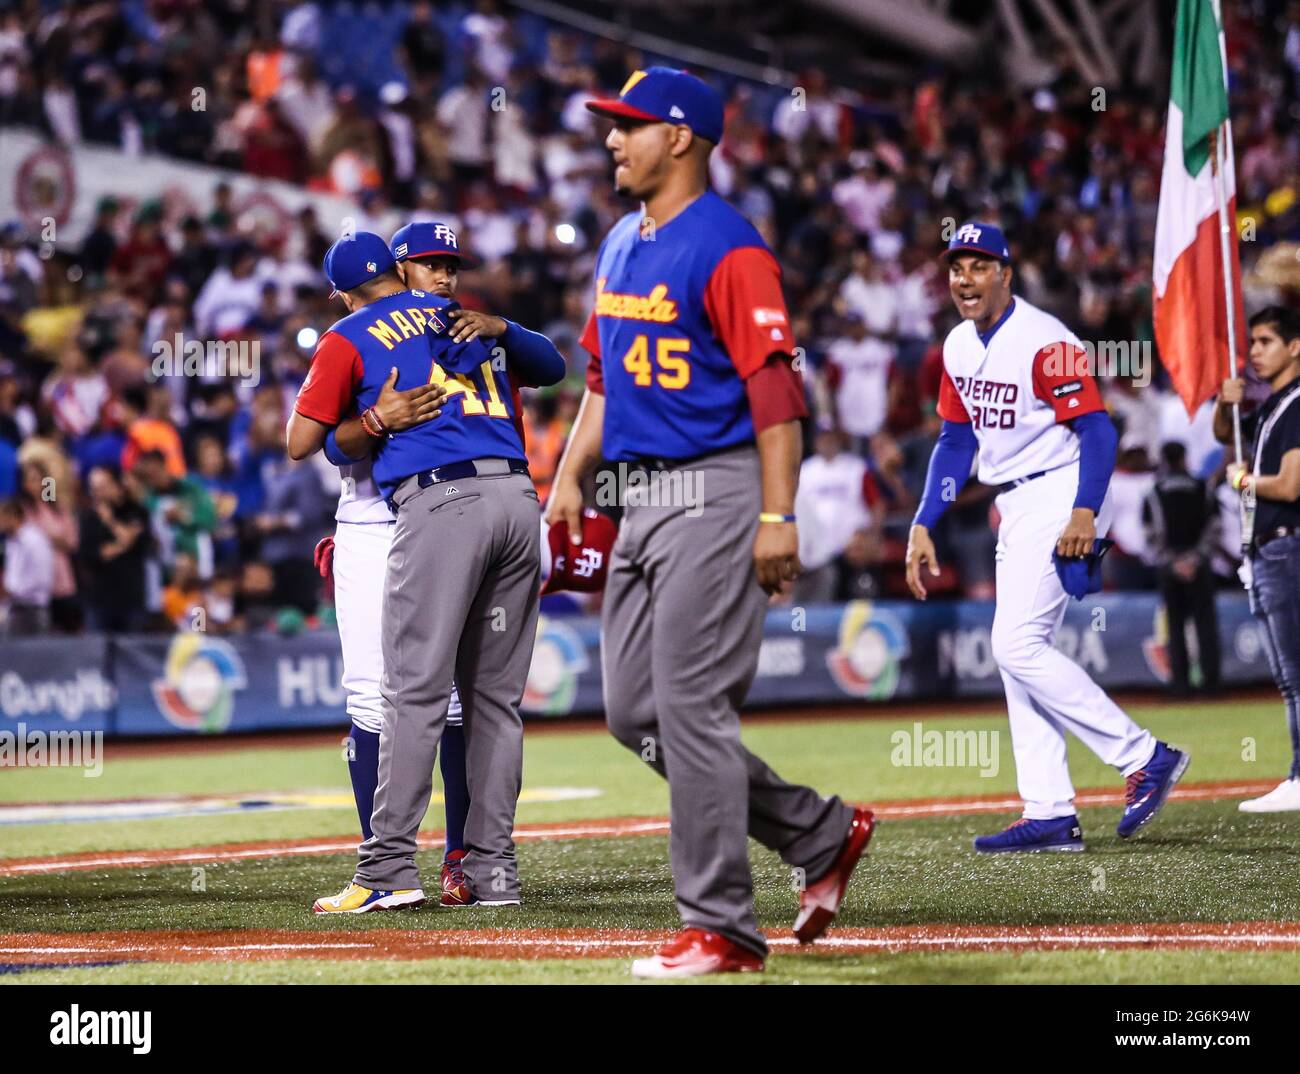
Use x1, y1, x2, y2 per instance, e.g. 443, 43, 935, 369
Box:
367, 318, 403, 351
479, 359, 509, 417
595, 279, 679, 323
389, 310, 418, 339
620, 335, 692, 390
405, 308, 428, 332
427, 360, 490, 417
656, 338, 690, 389
622, 335, 652, 386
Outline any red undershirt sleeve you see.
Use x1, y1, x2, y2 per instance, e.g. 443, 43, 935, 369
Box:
580, 308, 604, 395
745, 356, 808, 432
936, 368, 972, 423
294, 332, 363, 426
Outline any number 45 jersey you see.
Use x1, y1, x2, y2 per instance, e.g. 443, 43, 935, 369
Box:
581, 191, 797, 462
296, 289, 534, 499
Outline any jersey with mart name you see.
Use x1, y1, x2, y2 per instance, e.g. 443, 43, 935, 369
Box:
937, 295, 1106, 485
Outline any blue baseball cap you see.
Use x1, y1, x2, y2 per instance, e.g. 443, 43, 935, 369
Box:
586, 66, 724, 145
944, 221, 1011, 263
389, 222, 475, 267
322, 232, 397, 296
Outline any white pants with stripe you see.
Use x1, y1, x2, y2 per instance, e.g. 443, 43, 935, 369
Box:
992, 462, 1155, 819
333, 520, 461, 734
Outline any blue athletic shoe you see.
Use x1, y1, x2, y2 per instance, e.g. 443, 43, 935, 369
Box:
973, 815, 1084, 854
1117, 741, 1190, 838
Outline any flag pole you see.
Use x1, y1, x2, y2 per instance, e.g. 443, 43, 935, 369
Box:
1210, 123, 1243, 464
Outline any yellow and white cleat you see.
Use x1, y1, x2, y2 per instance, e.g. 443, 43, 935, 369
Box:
311, 882, 426, 914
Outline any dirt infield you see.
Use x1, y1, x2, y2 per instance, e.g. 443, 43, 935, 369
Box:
0, 778, 1277, 878
0, 780, 1279, 878
4, 922, 1300, 966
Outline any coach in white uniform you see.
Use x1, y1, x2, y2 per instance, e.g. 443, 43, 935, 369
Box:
905, 222, 1189, 853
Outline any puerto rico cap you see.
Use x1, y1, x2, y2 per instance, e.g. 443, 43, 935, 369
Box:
390, 221, 476, 267
540, 509, 618, 595
944, 221, 1011, 263
586, 66, 724, 145
322, 232, 397, 296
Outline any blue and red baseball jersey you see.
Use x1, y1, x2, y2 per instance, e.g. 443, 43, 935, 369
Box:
296, 290, 536, 496
581, 191, 796, 461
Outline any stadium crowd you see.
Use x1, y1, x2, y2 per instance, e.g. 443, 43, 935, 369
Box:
0, 0, 1299, 635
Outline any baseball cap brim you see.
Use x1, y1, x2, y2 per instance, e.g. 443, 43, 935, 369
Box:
585, 98, 665, 125
942, 245, 1009, 262
404, 248, 477, 269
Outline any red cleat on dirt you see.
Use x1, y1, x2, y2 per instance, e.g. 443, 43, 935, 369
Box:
794, 807, 875, 944
630, 928, 765, 979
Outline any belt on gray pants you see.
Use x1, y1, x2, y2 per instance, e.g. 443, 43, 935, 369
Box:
389, 457, 529, 510
415, 457, 529, 487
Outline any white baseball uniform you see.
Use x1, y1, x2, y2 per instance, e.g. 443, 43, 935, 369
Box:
939, 296, 1155, 818
330, 454, 462, 735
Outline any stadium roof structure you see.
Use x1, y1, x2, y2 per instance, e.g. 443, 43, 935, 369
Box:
521, 0, 1170, 91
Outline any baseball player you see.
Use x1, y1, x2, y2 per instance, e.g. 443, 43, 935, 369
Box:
548, 67, 873, 979
288, 230, 566, 913
303, 222, 504, 907
906, 221, 1189, 853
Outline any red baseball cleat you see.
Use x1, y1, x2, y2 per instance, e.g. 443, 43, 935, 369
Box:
794, 807, 875, 944
440, 849, 471, 907
630, 928, 765, 979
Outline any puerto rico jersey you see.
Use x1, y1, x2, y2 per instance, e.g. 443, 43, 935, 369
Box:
937, 296, 1106, 485
295, 289, 529, 498
581, 191, 795, 461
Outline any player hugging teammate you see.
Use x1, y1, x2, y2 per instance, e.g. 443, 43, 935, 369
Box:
290, 223, 569, 912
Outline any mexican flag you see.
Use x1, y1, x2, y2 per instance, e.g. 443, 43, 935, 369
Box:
1153, 0, 1246, 416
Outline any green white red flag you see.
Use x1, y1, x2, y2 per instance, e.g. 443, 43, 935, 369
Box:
1152, 0, 1247, 416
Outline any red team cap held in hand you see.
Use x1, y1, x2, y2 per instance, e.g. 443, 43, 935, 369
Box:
540, 509, 618, 595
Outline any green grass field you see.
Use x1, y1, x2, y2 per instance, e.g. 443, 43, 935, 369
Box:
3, 697, 1299, 984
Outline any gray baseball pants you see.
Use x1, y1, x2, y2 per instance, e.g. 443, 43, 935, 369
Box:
601, 445, 852, 955
354, 466, 540, 898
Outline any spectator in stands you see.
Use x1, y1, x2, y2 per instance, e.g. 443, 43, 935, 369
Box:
253, 448, 332, 613
108, 206, 173, 306
193, 433, 242, 566
521, 391, 571, 506
1105, 438, 1158, 590
826, 310, 893, 446
78, 464, 150, 634
79, 197, 121, 279
99, 316, 152, 395
161, 550, 206, 629
135, 448, 218, 581
120, 385, 186, 478
1143, 441, 1222, 696
0, 496, 53, 635
795, 428, 879, 602
18, 458, 79, 631
40, 340, 108, 442
193, 242, 269, 339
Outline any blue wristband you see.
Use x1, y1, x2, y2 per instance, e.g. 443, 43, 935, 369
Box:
324, 427, 352, 467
